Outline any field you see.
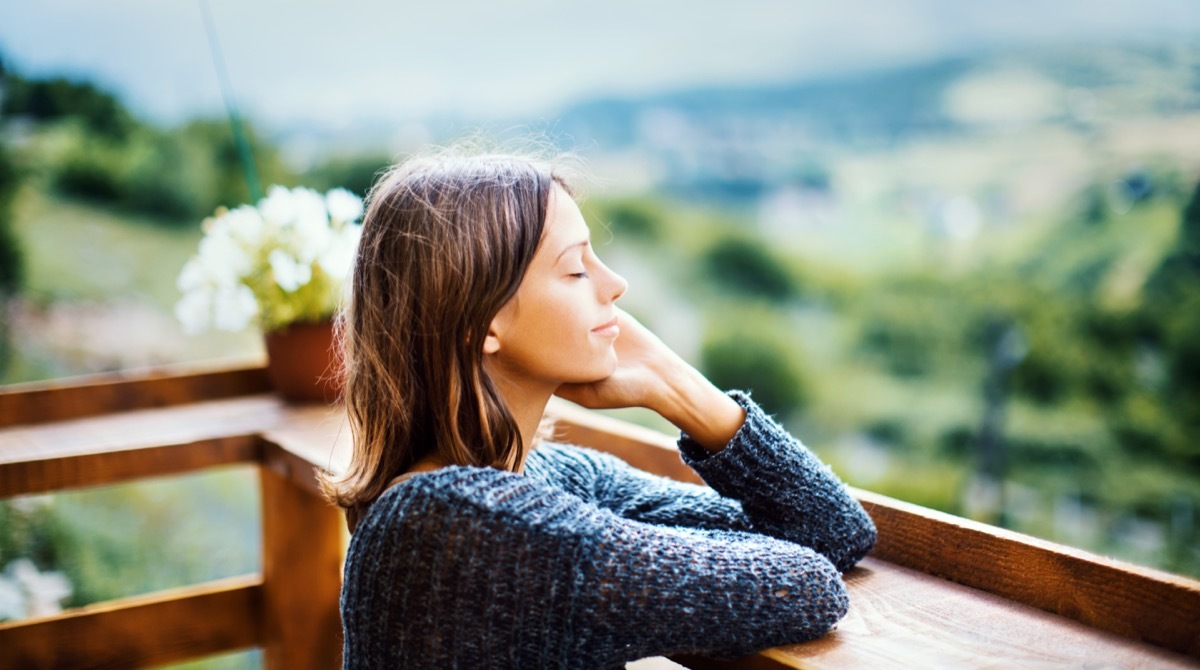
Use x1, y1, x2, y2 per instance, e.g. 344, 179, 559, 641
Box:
0, 105, 1197, 659
3, 186, 260, 384
6, 114, 1200, 574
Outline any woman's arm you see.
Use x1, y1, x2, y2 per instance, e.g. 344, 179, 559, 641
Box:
533, 391, 876, 572
675, 391, 876, 572
344, 470, 849, 668
553, 310, 876, 572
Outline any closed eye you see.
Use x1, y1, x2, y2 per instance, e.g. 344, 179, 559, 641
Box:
569, 272, 590, 279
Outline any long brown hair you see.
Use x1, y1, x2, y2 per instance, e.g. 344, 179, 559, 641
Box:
319, 148, 574, 529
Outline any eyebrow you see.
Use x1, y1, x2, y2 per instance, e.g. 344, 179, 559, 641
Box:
554, 240, 589, 263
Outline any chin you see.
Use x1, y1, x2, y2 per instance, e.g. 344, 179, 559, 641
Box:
600, 350, 620, 376
571, 355, 619, 384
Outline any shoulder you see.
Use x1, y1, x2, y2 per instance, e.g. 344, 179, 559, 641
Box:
526, 440, 631, 479
524, 441, 635, 499
350, 464, 602, 549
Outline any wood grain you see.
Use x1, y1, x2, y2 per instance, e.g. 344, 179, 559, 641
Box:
0, 435, 260, 498
0, 395, 285, 496
676, 557, 1200, 669
670, 652, 795, 670
0, 359, 270, 428
0, 575, 262, 669
856, 488, 1200, 658
259, 404, 351, 487
259, 445, 345, 669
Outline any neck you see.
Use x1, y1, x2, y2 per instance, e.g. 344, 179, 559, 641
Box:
487, 366, 556, 473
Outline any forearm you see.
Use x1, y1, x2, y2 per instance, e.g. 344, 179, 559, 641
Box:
677, 392, 878, 572
583, 521, 849, 663
656, 360, 746, 453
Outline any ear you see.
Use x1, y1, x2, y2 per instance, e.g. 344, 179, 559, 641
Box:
483, 326, 501, 355
484, 301, 515, 355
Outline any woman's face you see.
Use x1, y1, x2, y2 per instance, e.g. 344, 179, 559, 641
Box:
484, 184, 628, 389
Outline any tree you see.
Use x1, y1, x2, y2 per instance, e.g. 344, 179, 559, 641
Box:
1135, 179, 1200, 469
0, 141, 21, 296
700, 327, 809, 417
1, 73, 134, 140
701, 234, 798, 301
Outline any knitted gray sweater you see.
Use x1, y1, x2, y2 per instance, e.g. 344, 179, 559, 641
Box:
341, 392, 877, 669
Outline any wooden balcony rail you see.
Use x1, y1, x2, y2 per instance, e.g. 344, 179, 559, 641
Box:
1, 361, 1198, 669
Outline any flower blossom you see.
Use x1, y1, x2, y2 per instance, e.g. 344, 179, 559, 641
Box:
259, 185, 299, 226
269, 248, 313, 292
327, 188, 365, 224
212, 284, 259, 332
195, 224, 251, 288
318, 223, 362, 281
176, 185, 364, 334
290, 188, 333, 263
0, 559, 72, 620
175, 288, 213, 335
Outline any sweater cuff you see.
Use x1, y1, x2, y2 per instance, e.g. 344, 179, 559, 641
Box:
677, 391, 818, 483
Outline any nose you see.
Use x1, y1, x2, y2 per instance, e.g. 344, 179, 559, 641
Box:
600, 261, 628, 304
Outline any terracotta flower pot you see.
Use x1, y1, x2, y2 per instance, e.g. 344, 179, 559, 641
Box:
263, 320, 342, 404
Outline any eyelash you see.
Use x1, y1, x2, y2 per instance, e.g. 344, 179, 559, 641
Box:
569, 272, 590, 279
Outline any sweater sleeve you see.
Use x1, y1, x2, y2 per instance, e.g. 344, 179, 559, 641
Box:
537, 391, 876, 572
342, 470, 849, 669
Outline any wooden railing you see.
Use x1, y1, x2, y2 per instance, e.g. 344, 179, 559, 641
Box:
0, 364, 342, 669
1, 362, 1198, 669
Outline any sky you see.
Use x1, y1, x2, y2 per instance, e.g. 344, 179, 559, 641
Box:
2, 0, 1199, 131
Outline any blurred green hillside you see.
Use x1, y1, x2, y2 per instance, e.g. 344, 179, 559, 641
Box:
0, 47, 1197, 658
583, 171, 1200, 576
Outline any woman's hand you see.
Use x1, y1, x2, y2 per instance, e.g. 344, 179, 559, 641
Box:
555, 308, 745, 453
554, 308, 676, 411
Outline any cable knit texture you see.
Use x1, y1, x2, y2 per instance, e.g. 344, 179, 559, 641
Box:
341, 392, 877, 669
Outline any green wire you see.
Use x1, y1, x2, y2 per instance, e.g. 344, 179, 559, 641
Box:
198, 0, 264, 204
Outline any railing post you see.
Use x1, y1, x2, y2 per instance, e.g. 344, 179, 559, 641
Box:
260, 446, 344, 669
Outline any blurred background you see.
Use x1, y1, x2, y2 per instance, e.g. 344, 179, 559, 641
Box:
1, 1, 1199, 665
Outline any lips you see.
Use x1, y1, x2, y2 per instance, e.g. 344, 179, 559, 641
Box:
592, 317, 620, 337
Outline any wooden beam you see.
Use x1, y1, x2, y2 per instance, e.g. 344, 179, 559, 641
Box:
674, 557, 1199, 669
0, 395, 287, 495
0, 360, 270, 428
0, 575, 262, 669
3, 374, 1195, 664
0, 435, 261, 498
259, 404, 352, 485
855, 488, 1200, 658
259, 445, 344, 669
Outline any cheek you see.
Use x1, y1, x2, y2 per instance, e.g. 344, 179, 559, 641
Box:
528, 284, 588, 332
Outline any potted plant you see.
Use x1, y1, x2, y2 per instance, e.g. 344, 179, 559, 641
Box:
175, 185, 364, 402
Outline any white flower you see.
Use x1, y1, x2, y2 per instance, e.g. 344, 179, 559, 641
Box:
212, 284, 259, 331
175, 288, 213, 335
317, 223, 362, 280
176, 258, 207, 294
269, 248, 313, 292
196, 225, 251, 287
177, 183, 364, 334
224, 204, 268, 248
326, 188, 364, 224
0, 559, 72, 619
287, 188, 327, 228
0, 573, 23, 621
290, 188, 331, 263
259, 185, 299, 225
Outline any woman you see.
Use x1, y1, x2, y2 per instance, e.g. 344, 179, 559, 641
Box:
322, 148, 877, 669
